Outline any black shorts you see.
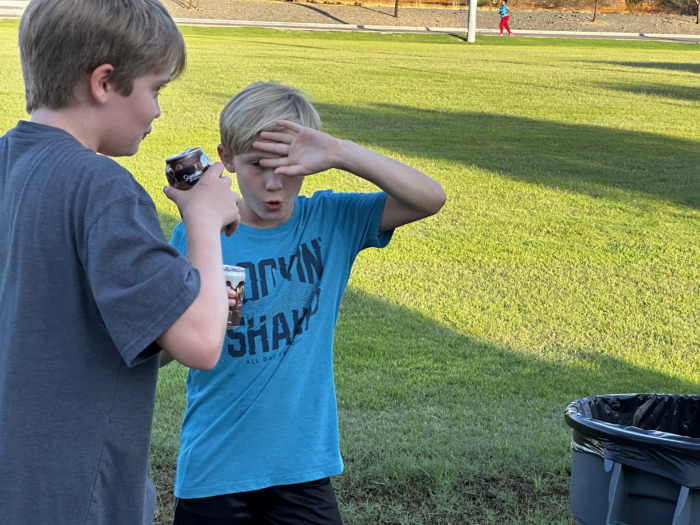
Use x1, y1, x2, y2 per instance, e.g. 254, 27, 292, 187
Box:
173, 477, 343, 525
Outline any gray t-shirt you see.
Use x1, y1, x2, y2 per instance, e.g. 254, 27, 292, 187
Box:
0, 121, 200, 524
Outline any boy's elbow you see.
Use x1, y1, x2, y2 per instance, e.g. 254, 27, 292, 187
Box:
180, 348, 220, 370
191, 353, 220, 371
189, 334, 224, 370
163, 332, 223, 370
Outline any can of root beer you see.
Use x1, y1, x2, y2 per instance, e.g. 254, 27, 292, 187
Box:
164, 147, 211, 191
223, 265, 246, 328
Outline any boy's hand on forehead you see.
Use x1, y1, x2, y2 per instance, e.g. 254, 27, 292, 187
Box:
254, 120, 343, 177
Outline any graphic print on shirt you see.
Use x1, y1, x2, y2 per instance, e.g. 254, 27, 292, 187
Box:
226, 236, 324, 363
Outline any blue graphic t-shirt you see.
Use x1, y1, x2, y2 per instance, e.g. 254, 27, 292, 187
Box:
500, 4, 509, 16
170, 190, 393, 498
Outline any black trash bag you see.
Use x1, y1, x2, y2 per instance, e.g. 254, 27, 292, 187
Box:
565, 394, 700, 489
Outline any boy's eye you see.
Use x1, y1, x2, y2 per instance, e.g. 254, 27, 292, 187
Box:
251, 162, 262, 169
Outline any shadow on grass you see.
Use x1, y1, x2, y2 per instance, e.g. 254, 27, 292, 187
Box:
336, 288, 699, 412
244, 40, 333, 51
314, 101, 700, 209
331, 288, 699, 524
152, 285, 698, 524
598, 81, 700, 103
599, 61, 700, 75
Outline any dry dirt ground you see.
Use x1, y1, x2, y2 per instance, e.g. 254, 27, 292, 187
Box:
163, 0, 700, 34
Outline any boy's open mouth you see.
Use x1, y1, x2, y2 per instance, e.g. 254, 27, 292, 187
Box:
264, 201, 283, 211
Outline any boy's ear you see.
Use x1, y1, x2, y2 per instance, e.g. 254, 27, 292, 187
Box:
217, 144, 236, 173
88, 64, 116, 105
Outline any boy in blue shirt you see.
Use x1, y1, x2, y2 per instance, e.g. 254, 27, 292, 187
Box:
164, 82, 446, 524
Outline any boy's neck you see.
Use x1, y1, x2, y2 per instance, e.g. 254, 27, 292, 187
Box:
31, 105, 102, 152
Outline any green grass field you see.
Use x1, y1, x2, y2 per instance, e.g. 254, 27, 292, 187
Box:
2, 20, 699, 524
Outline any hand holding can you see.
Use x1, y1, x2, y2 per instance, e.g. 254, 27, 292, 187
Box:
163, 150, 240, 236
165, 147, 211, 190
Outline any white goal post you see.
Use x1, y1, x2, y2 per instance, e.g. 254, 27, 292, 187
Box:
467, 0, 477, 42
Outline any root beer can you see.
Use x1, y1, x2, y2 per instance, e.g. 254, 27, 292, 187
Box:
223, 265, 246, 328
165, 147, 211, 191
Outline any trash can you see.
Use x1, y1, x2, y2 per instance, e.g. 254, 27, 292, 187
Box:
564, 394, 700, 525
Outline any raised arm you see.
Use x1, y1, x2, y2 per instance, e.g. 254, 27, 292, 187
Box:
156, 164, 241, 370
333, 142, 446, 232
256, 120, 446, 232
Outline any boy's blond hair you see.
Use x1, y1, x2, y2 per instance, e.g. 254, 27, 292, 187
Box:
220, 82, 321, 157
19, 0, 186, 113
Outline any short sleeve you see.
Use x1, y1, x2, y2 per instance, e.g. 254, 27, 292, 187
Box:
323, 191, 393, 255
84, 198, 200, 367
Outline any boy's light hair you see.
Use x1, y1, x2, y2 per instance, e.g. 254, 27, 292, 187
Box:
19, 0, 186, 113
220, 82, 321, 157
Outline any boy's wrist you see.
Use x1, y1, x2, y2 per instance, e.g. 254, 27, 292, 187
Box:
181, 206, 225, 232
333, 139, 362, 173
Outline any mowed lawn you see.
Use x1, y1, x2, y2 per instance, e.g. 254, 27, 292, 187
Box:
2, 20, 700, 524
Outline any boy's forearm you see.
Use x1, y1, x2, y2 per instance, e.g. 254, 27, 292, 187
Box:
334, 140, 446, 218
156, 214, 228, 370
180, 216, 228, 348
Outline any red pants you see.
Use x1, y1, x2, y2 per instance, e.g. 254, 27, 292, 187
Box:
500, 16, 511, 34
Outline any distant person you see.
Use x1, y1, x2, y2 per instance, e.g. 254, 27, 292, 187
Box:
0, 0, 240, 523
500, 0, 513, 36
161, 81, 447, 524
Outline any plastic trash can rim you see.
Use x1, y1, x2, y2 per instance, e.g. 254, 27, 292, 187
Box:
565, 393, 700, 455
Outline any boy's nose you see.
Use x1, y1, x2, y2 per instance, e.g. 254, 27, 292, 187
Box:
264, 171, 284, 191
